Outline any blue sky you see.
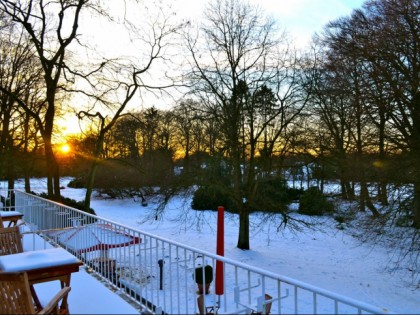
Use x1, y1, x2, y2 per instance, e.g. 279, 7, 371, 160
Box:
170, 0, 366, 47
265, 0, 366, 46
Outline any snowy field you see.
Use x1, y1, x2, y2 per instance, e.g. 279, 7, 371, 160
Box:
7, 177, 420, 314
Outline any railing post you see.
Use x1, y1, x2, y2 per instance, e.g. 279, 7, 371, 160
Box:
158, 259, 165, 290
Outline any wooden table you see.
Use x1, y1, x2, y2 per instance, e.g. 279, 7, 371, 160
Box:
0, 211, 23, 227
0, 248, 83, 314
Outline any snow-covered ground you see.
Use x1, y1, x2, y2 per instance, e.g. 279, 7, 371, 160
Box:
8, 178, 420, 313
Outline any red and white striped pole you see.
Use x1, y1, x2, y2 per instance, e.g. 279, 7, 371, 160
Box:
215, 205, 224, 295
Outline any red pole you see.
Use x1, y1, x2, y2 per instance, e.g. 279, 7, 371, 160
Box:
215, 206, 224, 295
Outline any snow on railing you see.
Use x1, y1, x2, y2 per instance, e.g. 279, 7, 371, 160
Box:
10, 190, 394, 314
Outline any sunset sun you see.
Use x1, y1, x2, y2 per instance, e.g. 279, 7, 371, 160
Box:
60, 144, 71, 154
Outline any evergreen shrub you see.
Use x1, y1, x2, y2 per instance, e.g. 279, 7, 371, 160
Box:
252, 177, 301, 213
191, 185, 235, 212
191, 177, 301, 214
298, 186, 334, 216
68, 177, 86, 188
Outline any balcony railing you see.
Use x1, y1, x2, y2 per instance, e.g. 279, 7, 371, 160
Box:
0, 189, 394, 314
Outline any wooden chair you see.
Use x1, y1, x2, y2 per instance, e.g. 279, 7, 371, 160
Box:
0, 226, 23, 256
0, 271, 71, 314
0, 211, 24, 227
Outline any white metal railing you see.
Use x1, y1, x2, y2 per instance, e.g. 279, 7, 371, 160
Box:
2, 190, 395, 314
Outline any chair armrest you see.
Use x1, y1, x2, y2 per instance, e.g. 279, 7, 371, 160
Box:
38, 286, 71, 315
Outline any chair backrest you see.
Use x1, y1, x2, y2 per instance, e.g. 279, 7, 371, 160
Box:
0, 272, 36, 314
194, 265, 214, 285
0, 226, 23, 256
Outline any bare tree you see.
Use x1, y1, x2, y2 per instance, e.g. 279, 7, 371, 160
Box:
184, 0, 311, 249
310, 38, 380, 216
0, 0, 106, 199
0, 14, 44, 194
172, 99, 202, 172
75, 6, 183, 212
108, 115, 141, 159
322, 0, 420, 226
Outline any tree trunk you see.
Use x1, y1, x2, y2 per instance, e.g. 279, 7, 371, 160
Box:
84, 161, 99, 212
231, 127, 249, 249
340, 179, 354, 200
360, 181, 379, 216
44, 142, 61, 201
378, 182, 388, 206
413, 182, 420, 229
84, 132, 105, 213
412, 139, 420, 228
377, 116, 388, 205
237, 209, 250, 249
44, 86, 61, 200
7, 174, 14, 197
24, 172, 31, 193
411, 93, 420, 228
